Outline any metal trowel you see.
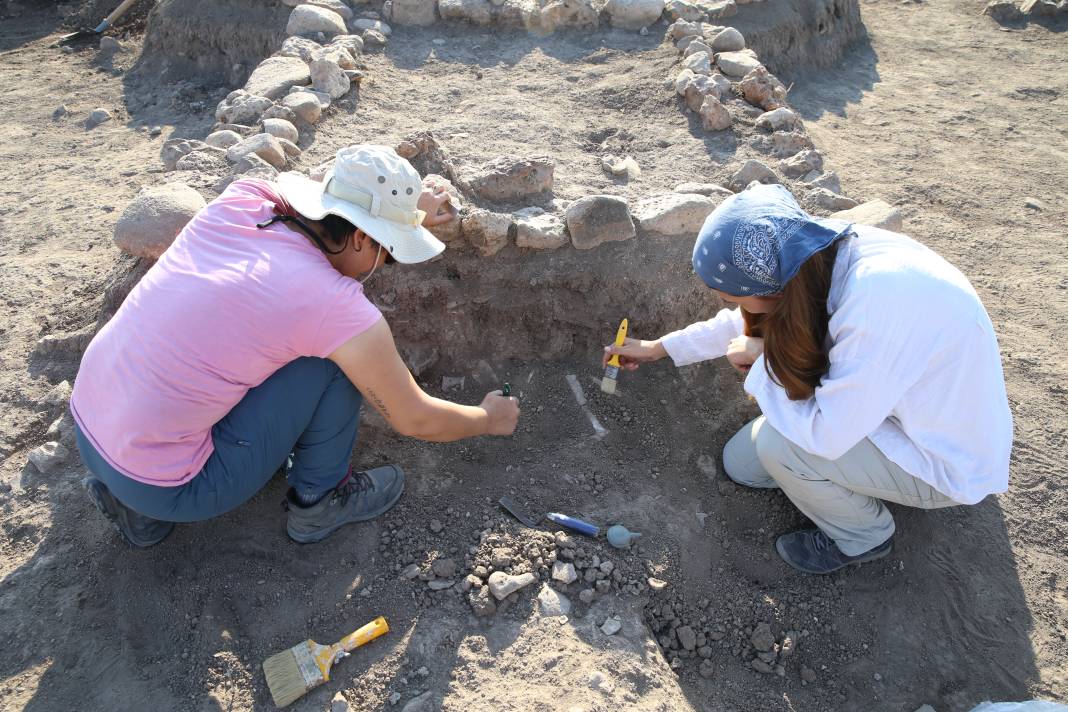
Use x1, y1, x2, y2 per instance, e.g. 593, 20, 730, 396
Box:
498, 495, 542, 528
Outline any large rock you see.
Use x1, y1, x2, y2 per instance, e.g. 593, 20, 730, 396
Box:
439, 0, 495, 24
216, 90, 274, 125
114, 183, 206, 259
756, 107, 799, 132
514, 208, 568, 250
634, 193, 720, 236
262, 118, 299, 143
330, 34, 365, 59
304, 0, 353, 20
703, 0, 737, 18
487, 571, 537, 600
537, 0, 600, 32
281, 92, 323, 124
699, 95, 731, 131
665, 0, 706, 21
243, 56, 311, 100
352, 18, 392, 35
28, 441, 70, 474
227, 133, 287, 168
780, 148, 823, 176
668, 18, 703, 39
604, 0, 666, 29
983, 0, 1023, 19
709, 26, 745, 52
310, 48, 351, 99
674, 182, 733, 198
175, 147, 229, 173
729, 159, 779, 190
684, 73, 731, 111
566, 196, 635, 250
160, 138, 207, 171
802, 170, 842, 194
715, 50, 761, 77
807, 188, 858, 211
463, 156, 554, 203
738, 66, 788, 110
204, 130, 242, 149
831, 200, 902, 232
537, 585, 572, 617
392, 0, 438, 24
758, 131, 815, 158
682, 50, 712, 75
287, 5, 347, 36
276, 36, 324, 62
462, 209, 513, 256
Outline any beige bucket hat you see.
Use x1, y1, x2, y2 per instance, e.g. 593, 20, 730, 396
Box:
276, 145, 446, 264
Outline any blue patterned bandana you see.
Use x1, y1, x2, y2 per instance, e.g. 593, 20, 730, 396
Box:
692, 184, 852, 296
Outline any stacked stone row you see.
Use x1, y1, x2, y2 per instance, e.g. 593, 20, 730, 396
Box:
116, 0, 900, 264
387, 0, 760, 33
666, 18, 864, 214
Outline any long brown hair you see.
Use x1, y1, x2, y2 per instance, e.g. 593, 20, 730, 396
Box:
742, 239, 841, 400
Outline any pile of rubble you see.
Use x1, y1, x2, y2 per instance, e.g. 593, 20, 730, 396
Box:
381, 518, 656, 620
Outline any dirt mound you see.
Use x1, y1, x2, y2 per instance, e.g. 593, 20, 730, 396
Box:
733, 0, 865, 75
137, 0, 289, 84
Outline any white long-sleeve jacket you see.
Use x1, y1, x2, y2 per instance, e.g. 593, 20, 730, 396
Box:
660, 225, 1012, 505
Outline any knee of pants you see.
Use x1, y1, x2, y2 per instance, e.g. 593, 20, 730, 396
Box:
753, 421, 796, 478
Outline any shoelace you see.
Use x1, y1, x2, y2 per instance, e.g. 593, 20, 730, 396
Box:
811, 530, 834, 552
331, 470, 375, 508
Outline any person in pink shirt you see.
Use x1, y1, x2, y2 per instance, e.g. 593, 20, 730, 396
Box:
72, 145, 520, 547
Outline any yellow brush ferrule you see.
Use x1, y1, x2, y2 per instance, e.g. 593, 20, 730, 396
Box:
606, 319, 628, 367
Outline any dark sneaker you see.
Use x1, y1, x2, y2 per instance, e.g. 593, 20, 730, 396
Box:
83, 477, 174, 548
286, 465, 405, 544
775, 528, 892, 575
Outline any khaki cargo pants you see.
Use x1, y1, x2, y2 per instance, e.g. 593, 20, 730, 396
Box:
723, 417, 960, 556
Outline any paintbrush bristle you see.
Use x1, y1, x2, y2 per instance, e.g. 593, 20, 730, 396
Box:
263, 643, 318, 708
600, 374, 618, 394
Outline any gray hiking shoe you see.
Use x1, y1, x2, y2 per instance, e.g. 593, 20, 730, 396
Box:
83, 477, 174, 548
775, 528, 892, 575
286, 465, 405, 544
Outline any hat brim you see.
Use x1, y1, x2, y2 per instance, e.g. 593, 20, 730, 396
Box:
276, 172, 446, 265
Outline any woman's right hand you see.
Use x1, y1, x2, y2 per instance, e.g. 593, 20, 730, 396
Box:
602, 337, 668, 371
481, 390, 520, 436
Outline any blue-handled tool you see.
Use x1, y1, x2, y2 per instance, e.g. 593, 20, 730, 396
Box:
546, 512, 600, 537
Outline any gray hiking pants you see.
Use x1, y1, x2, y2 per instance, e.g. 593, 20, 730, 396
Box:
723, 417, 960, 556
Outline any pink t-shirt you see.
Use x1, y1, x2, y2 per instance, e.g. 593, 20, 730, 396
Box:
71, 179, 382, 486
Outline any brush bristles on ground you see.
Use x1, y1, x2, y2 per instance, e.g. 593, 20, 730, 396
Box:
600, 375, 617, 394
263, 648, 309, 708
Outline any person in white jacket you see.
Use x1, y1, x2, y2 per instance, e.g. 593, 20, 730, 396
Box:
603, 184, 1012, 574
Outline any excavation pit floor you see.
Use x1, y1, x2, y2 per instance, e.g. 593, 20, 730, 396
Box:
1, 1, 1066, 711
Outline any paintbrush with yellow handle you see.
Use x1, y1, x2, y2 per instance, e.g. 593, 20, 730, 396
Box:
601, 318, 629, 394
263, 616, 389, 707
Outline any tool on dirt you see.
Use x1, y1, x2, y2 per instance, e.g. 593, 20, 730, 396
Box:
499, 495, 541, 528
59, 0, 142, 44
546, 512, 600, 537
565, 374, 609, 440
600, 318, 629, 394
607, 524, 642, 549
263, 616, 389, 707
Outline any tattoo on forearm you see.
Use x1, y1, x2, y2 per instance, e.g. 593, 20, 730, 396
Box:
366, 388, 391, 420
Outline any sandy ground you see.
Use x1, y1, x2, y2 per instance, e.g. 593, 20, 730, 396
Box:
0, 1, 1066, 711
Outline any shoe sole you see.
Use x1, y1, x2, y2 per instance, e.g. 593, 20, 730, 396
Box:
286, 466, 406, 544
775, 537, 893, 575
83, 478, 172, 549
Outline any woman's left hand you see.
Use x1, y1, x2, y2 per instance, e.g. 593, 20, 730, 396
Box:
417, 181, 458, 227
726, 336, 764, 374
